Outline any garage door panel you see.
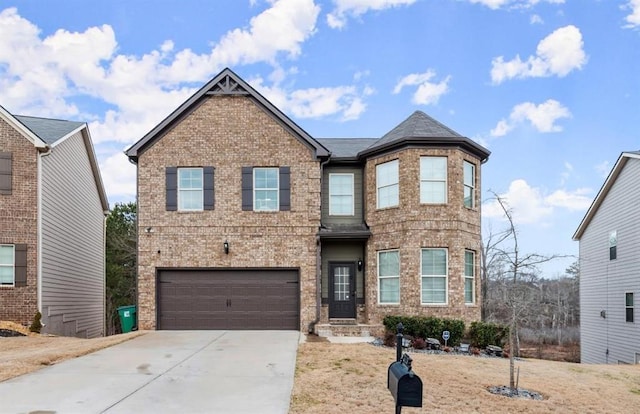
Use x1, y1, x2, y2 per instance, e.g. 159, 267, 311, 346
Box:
157, 270, 299, 330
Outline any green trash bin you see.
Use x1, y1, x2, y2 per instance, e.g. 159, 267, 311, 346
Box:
117, 305, 137, 333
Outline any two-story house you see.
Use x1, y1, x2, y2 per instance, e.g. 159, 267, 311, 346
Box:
573, 151, 640, 364
0, 105, 109, 338
125, 68, 489, 336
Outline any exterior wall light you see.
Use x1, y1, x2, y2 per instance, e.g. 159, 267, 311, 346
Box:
357, 259, 363, 271
224, 240, 229, 254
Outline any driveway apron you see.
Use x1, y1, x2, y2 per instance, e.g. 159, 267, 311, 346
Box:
0, 330, 300, 414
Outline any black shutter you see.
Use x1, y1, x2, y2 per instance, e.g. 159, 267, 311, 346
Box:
14, 244, 27, 287
241, 167, 253, 211
166, 167, 177, 211
279, 166, 290, 211
203, 167, 215, 210
0, 152, 11, 195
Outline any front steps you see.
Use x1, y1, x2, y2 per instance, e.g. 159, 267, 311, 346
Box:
315, 319, 382, 338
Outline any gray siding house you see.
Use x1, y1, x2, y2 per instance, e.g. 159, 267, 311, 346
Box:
0, 106, 109, 338
573, 152, 640, 364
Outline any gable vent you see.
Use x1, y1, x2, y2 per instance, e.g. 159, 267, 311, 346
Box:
207, 75, 250, 96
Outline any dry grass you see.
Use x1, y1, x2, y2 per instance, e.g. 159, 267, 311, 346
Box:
0, 321, 144, 383
290, 341, 640, 414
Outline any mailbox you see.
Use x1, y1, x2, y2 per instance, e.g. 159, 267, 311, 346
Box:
387, 357, 423, 408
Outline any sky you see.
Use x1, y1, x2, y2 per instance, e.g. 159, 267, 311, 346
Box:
1, 0, 639, 278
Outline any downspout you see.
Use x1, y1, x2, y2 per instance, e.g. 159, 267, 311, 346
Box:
37, 145, 52, 323
309, 155, 331, 333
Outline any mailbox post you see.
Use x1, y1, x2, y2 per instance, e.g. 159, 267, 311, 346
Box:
388, 323, 423, 414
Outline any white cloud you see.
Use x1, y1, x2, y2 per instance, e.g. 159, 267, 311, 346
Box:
469, 0, 564, 10
490, 99, 571, 136
595, 160, 612, 178
530, 14, 543, 24
623, 0, 640, 28
490, 25, 586, 84
98, 152, 137, 203
483, 179, 591, 224
327, 0, 416, 29
393, 70, 451, 105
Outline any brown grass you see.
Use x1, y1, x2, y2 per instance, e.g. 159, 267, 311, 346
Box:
0, 321, 144, 383
290, 341, 640, 414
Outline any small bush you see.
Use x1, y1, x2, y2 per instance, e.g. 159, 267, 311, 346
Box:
412, 337, 427, 350
383, 315, 466, 346
468, 321, 508, 348
384, 331, 396, 347
29, 311, 42, 333
443, 346, 452, 353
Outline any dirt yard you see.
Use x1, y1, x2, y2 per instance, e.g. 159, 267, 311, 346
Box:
2, 324, 639, 414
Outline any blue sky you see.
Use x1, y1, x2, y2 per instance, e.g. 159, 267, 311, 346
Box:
1, 0, 639, 277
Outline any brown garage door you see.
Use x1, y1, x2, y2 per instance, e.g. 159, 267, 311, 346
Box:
157, 269, 299, 330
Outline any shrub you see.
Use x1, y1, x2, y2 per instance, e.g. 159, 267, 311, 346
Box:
468, 321, 508, 348
384, 331, 396, 347
382, 315, 466, 346
411, 337, 427, 350
29, 311, 42, 334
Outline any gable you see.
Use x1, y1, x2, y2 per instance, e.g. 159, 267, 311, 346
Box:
126, 68, 329, 162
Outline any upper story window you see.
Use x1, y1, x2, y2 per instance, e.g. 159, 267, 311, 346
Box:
329, 173, 354, 216
0, 152, 11, 195
254, 167, 279, 211
376, 160, 399, 209
626, 292, 634, 323
178, 168, 204, 211
420, 157, 447, 204
609, 230, 617, 260
421, 248, 448, 304
0, 245, 15, 286
464, 161, 475, 208
378, 250, 400, 304
464, 250, 475, 305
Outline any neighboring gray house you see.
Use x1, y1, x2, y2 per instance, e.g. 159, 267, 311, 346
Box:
0, 106, 109, 338
573, 151, 640, 364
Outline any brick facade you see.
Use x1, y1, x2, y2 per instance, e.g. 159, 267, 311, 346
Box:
364, 148, 483, 327
0, 117, 39, 326
136, 96, 321, 330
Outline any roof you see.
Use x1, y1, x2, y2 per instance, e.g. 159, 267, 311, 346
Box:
316, 138, 378, 159
15, 116, 85, 145
126, 67, 330, 162
0, 105, 47, 149
359, 111, 490, 162
573, 151, 640, 240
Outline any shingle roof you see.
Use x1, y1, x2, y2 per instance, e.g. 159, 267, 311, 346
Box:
317, 138, 378, 159
15, 115, 84, 145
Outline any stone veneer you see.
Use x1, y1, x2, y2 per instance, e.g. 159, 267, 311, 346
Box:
136, 95, 321, 331
0, 117, 39, 325
363, 147, 483, 327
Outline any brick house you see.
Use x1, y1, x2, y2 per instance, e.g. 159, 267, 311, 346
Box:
126, 68, 489, 336
0, 105, 109, 338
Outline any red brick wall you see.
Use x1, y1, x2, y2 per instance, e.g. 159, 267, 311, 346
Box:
0, 117, 39, 326
136, 96, 321, 330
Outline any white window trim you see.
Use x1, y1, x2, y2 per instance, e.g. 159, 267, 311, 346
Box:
329, 173, 355, 216
177, 167, 204, 211
421, 248, 448, 305
464, 161, 475, 209
253, 167, 279, 212
420, 156, 447, 204
464, 250, 475, 305
0, 244, 15, 287
378, 249, 400, 305
376, 160, 399, 209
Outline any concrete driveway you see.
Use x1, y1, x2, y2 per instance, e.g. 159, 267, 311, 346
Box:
0, 330, 300, 414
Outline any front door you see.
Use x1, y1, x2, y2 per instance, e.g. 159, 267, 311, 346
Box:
329, 263, 356, 319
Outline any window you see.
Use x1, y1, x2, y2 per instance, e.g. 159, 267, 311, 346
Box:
464, 250, 475, 304
464, 161, 475, 208
329, 173, 354, 216
0, 245, 15, 286
420, 157, 447, 204
254, 167, 279, 211
609, 231, 617, 260
0, 152, 11, 195
421, 248, 447, 304
376, 160, 399, 209
378, 250, 400, 304
626, 292, 634, 323
178, 168, 203, 211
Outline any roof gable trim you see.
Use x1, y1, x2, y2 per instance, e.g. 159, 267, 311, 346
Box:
0, 105, 48, 149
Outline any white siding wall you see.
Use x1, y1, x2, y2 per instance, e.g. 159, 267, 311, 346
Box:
580, 159, 640, 363
41, 131, 105, 338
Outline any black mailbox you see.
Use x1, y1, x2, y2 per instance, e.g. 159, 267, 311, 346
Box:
387, 357, 423, 408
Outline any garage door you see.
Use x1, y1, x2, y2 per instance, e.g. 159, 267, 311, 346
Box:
157, 269, 299, 330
